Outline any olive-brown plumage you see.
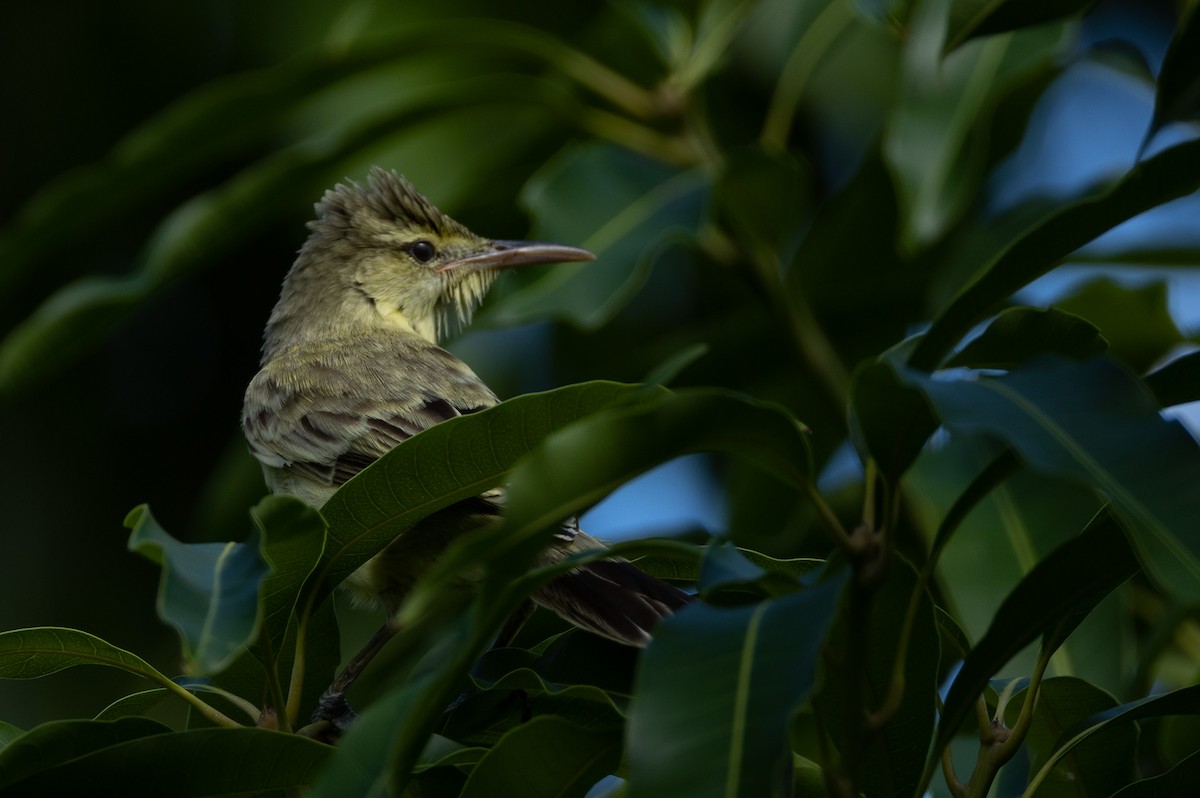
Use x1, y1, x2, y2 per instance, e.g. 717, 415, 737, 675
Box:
242, 169, 689, 723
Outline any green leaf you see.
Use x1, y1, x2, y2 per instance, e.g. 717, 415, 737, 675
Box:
816, 557, 939, 798
0, 627, 172, 684
405, 388, 814, 620
908, 136, 1200, 370
1054, 278, 1184, 373
126, 504, 269, 675
0, 717, 171, 791
713, 146, 812, 263
249, 495, 327, 659
1145, 350, 1200, 408
626, 572, 846, 798
307, 651, 456, 798
0, 725, 329, 796
307, 381, 661, 614
448, 667, 629, 746
908, 438, 1131, 691
1002, 677, 1137, 795
903, 356, 1200, 601
0, 721, 24, 753
1028, 684, 1200, 796
886, 2, 1069, 249
93, 689, 172, 721
945, 306, 1107, 370
849, 345, 939, 484
1109, 749, 1200, 798
924, 513, 1137, 789
459, 716, 622, 798
1144, 3, 1200, 148
640, 342, 709, 387
487, 142, 709, 329
944, 0, 1097, 53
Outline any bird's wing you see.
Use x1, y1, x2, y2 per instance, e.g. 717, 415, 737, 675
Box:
243, 334, 498, 489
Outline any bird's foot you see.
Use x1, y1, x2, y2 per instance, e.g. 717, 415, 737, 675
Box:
308, 691, 359, 743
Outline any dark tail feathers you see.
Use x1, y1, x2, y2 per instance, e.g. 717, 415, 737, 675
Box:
533, 559, 693, 647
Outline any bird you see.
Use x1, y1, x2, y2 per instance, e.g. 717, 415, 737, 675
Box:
242, 167, 691, 729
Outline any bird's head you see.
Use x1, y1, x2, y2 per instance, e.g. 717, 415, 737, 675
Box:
265, 167, 594, 349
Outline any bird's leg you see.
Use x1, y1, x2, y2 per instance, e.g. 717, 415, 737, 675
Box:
492, 599, 535, 649
312, 616, 401, 734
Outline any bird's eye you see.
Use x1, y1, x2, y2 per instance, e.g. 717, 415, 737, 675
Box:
409, 240, 436, 264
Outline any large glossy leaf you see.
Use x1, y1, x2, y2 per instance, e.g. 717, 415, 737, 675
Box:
326, 388, 817, 796
126, 505, 269, 676
249, 495, 327, 659
0, 627, 173, 684
816, 557, 939, 798
459, 715, 622, 798
908, 136, 1200, 370
485, 141, 709, 329
849, 344, 939, 484
905, 437, 1122, 689
712, 146, 812, 264
1109, 750, 1200, 798
904, 355, 1200, 601
0, 725, 329, 796
1145, 350, 1200, 408
1027, 684, 1200, 796
944, 306, 1107, 370
402, 388, 814, 623
1001, 677, 1137, 796
924, 513, 1138, 790
0, 721, 22, 753
306, 381, 661, 614
944, 0, 1097, 53
626, 572, 846, 798
0, 717, 171, 791
1144, 3, 1200, 147
1053, 279, 1184, 373
886, 1, 1069, 249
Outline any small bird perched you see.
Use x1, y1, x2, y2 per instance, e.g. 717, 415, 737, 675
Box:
242, 167, 689, 725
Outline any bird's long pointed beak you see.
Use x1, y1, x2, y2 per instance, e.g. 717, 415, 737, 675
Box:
436, 240, 595, 273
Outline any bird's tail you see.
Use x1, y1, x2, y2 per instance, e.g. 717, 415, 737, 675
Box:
532, 558, 693, 647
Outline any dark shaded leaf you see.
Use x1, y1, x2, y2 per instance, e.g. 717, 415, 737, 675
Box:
945, 306, 1107, 370
713, 146, 812, 263
411, 388, 814, 614
944, 0, 1097, 53
924, 514, 1137, 789
459, 716, 622, 798
1145, 350, 1200, 408
888, 11, 1069, 248
1002, 677, 1137, 795
307, 381, 662, 616
907, 137, 1200, 370
627, 572, 846, 798
849, 345, 938, 483
1030, 684, 1200, 795
0, 726, 329, 796
249, 495, 327, 659
1109, 749, 1200, 798
0, 717, 170, 791
817, 557, 939, 798
904, 356, 1200, 601
1054, 279, 1183, 373
1144, 3, 1200, 147
488, 142, 709, 329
